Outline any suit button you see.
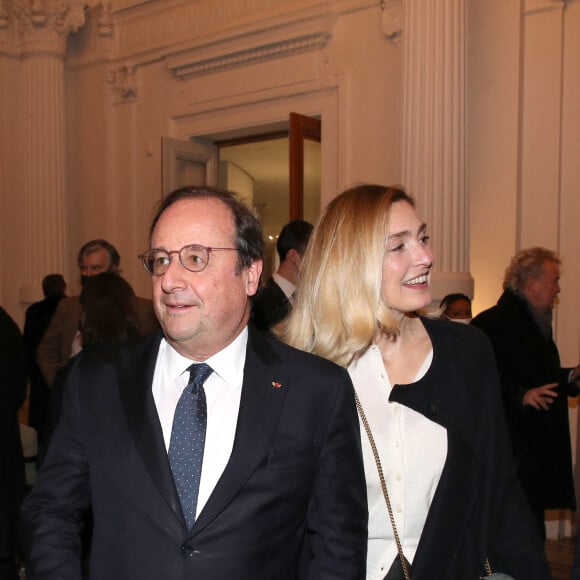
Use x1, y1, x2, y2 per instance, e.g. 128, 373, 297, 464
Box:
181, 543, 195, 558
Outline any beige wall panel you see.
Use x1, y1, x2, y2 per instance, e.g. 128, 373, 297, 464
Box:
520, 8, 563, 250
557, 1, 580, 369
66, 63, 118, 295
468, 0, 522, 315
332, 6, 401, 187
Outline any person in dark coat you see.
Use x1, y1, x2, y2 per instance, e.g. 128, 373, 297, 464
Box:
23, 274, 66, 441
472, 247, 580, 540
0, 306, 27, 580
251, 220, 313, 333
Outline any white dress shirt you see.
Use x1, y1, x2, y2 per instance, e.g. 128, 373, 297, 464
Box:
152, 327, 247, 518
348, 345, 447, 580
272, 272, 296, 304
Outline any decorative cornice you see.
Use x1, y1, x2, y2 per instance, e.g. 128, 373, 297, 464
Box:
107, 63, 138, 101
0, 0, 87, 55
381, 0, 402, 43
97, 1, 112, 37
524, 0, 568, 15
13, 0, 86, 33
168, 30, 331, 80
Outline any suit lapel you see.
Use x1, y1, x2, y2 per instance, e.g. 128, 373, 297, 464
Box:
117, 333, 183, 524
191, 329, 288, 535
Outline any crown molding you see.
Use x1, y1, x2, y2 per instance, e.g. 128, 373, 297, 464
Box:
524, 0, 568, 16
165, 14, 333, 80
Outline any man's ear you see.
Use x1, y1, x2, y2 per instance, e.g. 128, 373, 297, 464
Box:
245, 259, 263, 296
287, 248, 301, 267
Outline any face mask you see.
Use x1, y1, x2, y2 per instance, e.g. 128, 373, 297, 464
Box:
451, 317, 472, 325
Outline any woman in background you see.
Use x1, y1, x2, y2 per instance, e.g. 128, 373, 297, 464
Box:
42, 271, 140, 454
38, 272, 142, 578
439, 292, 472, 323
280, 184, 549, 580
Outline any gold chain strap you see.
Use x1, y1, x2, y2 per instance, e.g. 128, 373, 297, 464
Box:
354, 391, 411, 580
484, 558, 493, 577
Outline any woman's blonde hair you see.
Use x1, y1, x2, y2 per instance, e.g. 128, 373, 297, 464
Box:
279, 184, 414, 367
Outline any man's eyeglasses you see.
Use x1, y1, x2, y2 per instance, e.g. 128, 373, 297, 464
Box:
138, 244, 238, 275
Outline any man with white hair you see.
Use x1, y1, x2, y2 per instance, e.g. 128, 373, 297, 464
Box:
472, 247, 580, 541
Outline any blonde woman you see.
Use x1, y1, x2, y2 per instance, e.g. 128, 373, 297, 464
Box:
280, 185, 549, 580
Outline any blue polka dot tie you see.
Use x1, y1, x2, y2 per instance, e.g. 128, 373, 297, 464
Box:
169, 363, 213, 529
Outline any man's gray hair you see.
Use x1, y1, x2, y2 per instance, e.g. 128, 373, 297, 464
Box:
503, 247, 560, 292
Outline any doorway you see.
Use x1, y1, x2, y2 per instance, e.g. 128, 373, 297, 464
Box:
217, 129, 320, 283
163, 116, 322, 284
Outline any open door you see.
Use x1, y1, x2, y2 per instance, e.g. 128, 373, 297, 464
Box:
161, 137, 218, 196
289, 112, 321, 220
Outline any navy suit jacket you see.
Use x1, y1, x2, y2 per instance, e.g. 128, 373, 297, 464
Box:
21, 328, 368, 580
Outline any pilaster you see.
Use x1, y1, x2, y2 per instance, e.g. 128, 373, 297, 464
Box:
11, 0, 87, 301
399, 0, 472, 302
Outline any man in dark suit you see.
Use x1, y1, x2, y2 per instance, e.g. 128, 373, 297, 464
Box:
21, 187, 367, 580
0, 306, 27, 580
36, 239, 159, 386
472, 247, 580, 541
252, 220, 313, 332
23, 274, 67, 441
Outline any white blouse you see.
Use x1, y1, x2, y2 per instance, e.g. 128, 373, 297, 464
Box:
348, 345, 447, 580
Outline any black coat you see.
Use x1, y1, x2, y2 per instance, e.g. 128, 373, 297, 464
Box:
21, 328, 368, 580
251, 277, 291, 333
23, 295, 63, 436
472, 290, 576, 510
388, 318, 549, 579
0, 307, 27, 559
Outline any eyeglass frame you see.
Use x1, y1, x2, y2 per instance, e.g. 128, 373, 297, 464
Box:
138, 244, 238, 275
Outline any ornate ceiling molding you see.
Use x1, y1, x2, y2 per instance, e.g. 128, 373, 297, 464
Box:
0, 0, 112, 56
381, 0, 402, 43
524, 0, 568, 15
167, 30, 331, 80
107, 63, 138, 101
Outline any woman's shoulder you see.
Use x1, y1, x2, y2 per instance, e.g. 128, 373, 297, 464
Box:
421, 315, 491, 351
421, 316, 498, 388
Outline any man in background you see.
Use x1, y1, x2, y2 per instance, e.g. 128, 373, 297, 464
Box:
0, 306, 27, 580
472, 247, 580, 540
252, 220, 313, 333
37, 239, 158, 386
24, 274, 67, 441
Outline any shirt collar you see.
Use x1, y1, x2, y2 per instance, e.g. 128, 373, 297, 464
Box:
272, 272, 296, 301
160, 326, 248, 389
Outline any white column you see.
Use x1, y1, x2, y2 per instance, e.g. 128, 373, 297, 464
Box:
399, 0, 472, 303
22, 52, 68, 301
14, 0, 86, 303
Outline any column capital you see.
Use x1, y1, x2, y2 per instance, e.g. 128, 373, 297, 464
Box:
10, 0, 87, 55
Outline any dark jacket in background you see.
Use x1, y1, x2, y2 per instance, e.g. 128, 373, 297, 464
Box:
23, 295, 64, 437
251, 277, 291, 333
472, 289, 576, 511
0, 306, 27, 574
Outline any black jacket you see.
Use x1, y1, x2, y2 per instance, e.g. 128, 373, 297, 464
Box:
21, 328, 367, 579
388, 318, 549, 579
0, 307, 27, 558
251, 277, 291, 333
472, 290, 576, 510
